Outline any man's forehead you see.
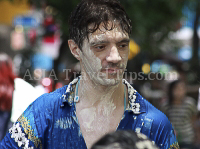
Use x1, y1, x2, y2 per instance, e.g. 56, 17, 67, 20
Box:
88, 20, 118, 29
87, 22, 129, 42
88, 21, 125, 34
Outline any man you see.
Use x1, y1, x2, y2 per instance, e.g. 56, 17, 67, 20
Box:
1, 0, 179, 149
91, 131, 159, 149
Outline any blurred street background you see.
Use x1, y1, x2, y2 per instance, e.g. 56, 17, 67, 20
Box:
0, 0, 200, 148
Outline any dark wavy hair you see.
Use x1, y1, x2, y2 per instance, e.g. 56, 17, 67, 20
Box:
0, 53, 16, 111
91, 131, 158, 149
69, 0, 132, 50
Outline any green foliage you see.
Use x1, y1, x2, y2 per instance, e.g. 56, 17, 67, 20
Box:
120, 0, 184, 55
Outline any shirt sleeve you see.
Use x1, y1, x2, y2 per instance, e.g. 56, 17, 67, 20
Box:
0, 86, 67, 149
145, 102, 180, 149
0, 92, 53, 149
162, 128, 179, 149
0, 104, 43, 149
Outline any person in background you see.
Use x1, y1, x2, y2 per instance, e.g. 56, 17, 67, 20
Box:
0, 53, 45, 127
91, 130, 158, 149
162, 79, 198, 149
0, 53, 16, 141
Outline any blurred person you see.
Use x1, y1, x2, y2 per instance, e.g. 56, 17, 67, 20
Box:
11, 77, 46, 123
0, 53, 16, 141
1, 0, 179, 149
162, 79, 198, 149
91, 130, 159, 149
0, 53, 45, 141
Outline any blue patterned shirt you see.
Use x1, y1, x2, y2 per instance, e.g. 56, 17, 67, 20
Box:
0, 78, 179, 149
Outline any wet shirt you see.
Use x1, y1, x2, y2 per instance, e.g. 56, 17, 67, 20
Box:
0, 78, 179, 149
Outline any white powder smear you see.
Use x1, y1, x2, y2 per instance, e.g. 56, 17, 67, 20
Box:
80, 107, 96, 132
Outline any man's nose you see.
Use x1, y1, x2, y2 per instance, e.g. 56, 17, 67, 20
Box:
106, 46, 122, 63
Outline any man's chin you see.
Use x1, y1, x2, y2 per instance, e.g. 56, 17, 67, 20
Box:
96, 77, 121, 86
86, 71, 123, 86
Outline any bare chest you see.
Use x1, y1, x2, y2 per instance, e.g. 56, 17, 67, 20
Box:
76, 106, 124, 149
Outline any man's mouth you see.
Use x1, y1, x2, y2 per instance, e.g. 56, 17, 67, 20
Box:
101, 68, 123, 74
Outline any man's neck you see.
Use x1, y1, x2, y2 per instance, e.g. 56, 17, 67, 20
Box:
77, 75, 124, 108
75, 75, 126, 149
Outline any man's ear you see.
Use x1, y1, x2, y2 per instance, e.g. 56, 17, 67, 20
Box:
68, 40, 81, 61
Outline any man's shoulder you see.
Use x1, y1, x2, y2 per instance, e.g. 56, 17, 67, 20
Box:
124, 80, 170, 125
16, 85, 70, 124
134, 92, 171, 127
30, 85, 68, 110
145, 100, 170, 124
132, 93, 176, 148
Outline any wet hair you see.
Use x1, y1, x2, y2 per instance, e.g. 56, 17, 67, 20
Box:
0, 53, 16, 111
91, 131, 159, 149
69, 0, 132, 50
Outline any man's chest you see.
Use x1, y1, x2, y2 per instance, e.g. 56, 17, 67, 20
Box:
75, 106, 125, 149
79, 117, 121, 149
51, 113, 124, 149
50, 109, 170, 149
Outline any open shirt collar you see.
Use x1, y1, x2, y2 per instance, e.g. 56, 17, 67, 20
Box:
61, 77, 146, 114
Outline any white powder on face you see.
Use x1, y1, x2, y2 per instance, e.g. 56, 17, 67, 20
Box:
80, 39, 119, 86
77, 23, 129, 134
80, 40, 102, 84
80, 29, 128, 86
120, 53, 128, 69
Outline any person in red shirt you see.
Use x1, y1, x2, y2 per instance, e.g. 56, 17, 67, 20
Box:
0, 53, 16, 141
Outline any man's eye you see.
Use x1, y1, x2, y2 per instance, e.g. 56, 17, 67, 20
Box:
95, 46, 105, 50
119, 44, 128, 48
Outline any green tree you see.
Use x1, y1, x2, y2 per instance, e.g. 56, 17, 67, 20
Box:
121, 0, 183, 55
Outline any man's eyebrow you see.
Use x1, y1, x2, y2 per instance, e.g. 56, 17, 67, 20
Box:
118, 39, 130, 43
90, 40, 109, 46
90, 38, 130, 46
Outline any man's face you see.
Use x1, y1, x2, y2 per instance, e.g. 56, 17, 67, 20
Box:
173, 81, 186, 100
79, 22, 130, 86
